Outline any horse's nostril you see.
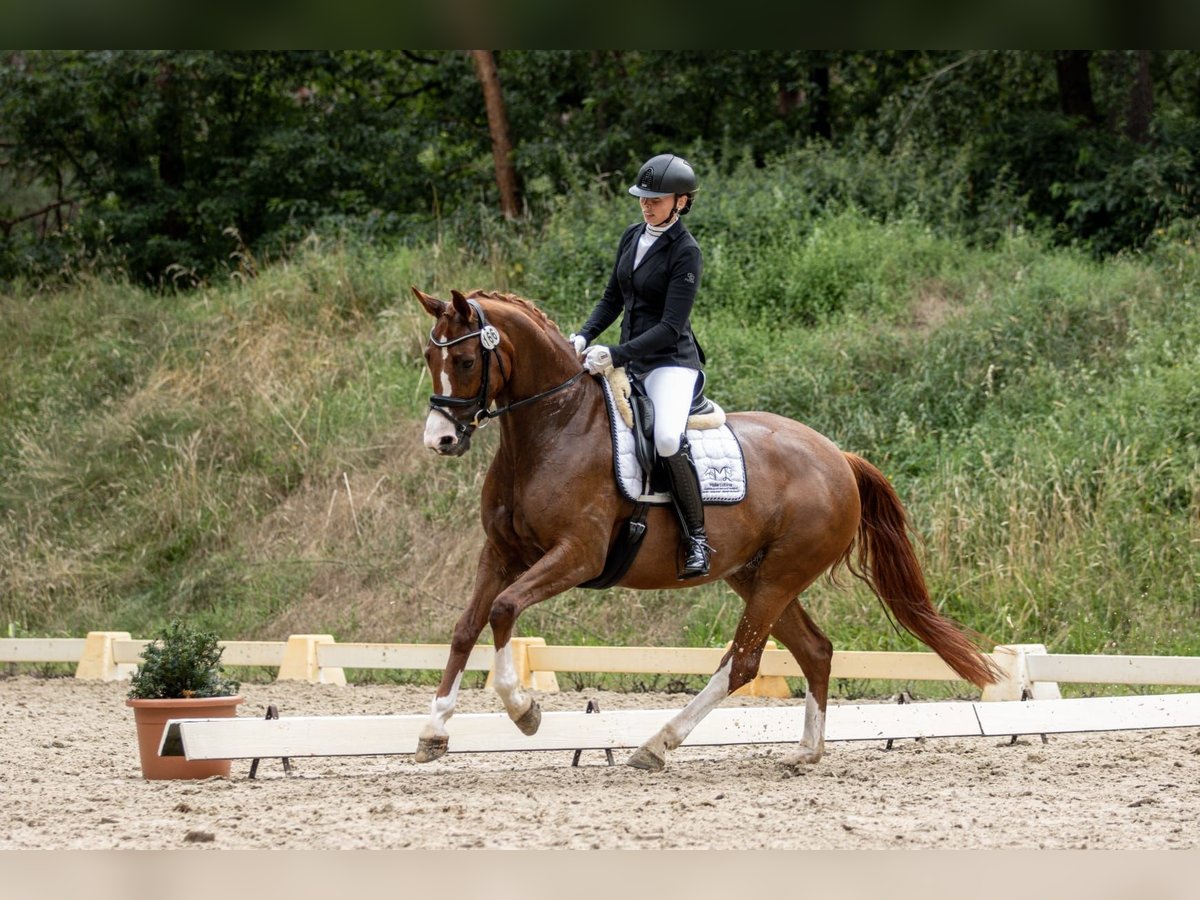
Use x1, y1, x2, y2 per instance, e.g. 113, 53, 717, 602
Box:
438, 435, 456, 447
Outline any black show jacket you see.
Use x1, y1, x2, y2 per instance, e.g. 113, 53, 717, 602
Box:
579, 219, 705, 376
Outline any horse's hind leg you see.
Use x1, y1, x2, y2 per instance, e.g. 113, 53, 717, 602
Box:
769, 600, 833, 765
627, 595, 793, 772
626, 651, 737, 772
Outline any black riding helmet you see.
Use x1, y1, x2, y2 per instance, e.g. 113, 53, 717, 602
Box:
628, 153, 698, 215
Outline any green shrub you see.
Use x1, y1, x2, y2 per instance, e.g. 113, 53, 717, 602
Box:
127, 620, 240, 699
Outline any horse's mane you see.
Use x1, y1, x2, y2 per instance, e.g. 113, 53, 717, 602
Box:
464, 289, 565, 339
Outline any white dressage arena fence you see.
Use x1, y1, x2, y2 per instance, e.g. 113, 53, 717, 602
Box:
8, 632, 1200, 699
6, 631, 1200, 767
158, 692, 1200, 764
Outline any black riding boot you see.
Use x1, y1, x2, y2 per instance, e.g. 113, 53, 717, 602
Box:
662, 436, 711, 579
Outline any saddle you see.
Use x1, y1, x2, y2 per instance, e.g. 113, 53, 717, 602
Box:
580, 369, 744, 590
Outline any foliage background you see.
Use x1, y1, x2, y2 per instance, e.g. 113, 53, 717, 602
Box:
4, 51, 1198, 285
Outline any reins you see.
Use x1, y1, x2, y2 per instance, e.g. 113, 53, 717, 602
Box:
428, 298, 585, 439
480, 370, 586, 422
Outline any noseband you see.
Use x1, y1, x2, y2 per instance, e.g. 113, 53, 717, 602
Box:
428, 299, 585, 441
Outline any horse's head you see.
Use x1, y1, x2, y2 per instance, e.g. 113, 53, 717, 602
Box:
414, 287, 506, 456
415, 286, 587, 457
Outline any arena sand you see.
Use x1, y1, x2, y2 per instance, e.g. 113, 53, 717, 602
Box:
2, 676, 1198, 850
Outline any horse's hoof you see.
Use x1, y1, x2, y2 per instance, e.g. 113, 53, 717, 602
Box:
514, 700, 542, 736
414, 735, 449, 763
781, 746, 823, 767
626, 746, 666, 772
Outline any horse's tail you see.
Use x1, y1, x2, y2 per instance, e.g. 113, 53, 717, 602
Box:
841, 452, 1001, 688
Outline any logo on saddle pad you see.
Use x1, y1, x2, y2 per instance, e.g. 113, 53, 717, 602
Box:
703, 463, 739, 493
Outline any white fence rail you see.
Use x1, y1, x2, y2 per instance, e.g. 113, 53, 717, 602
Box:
1024, 653, 1200, 687
162, 692, 1200, 762
6, 632, 1200, 701
0, 638, 86, 663
111, 639, 286, 668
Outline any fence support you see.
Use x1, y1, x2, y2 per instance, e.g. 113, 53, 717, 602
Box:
982, 644, 1062, 701
276, 635, 346, 685
75, 631, 136, 681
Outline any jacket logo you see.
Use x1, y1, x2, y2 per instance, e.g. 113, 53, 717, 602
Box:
684, 272, 695, 283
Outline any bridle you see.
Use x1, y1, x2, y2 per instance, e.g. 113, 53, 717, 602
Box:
427, 299, 586, 442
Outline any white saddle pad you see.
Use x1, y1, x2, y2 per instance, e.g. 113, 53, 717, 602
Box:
598, 377, 747, 505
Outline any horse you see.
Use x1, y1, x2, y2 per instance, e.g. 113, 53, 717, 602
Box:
412, 286, 999, 770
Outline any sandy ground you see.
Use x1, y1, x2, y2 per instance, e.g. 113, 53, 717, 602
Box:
2, 675, 1199, 850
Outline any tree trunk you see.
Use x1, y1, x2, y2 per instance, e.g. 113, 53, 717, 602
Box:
1055, 51, 1100, 125
1124, 50, 1154, 143
809, 65, 832, 139
155, 58, 187, 241
470, 50, 520, 220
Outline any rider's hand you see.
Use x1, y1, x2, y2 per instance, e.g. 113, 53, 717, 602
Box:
568, 333, 587, 357
582, 345, 614, 376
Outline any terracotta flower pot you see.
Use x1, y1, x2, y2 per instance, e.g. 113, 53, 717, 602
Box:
126, 695, 244, 780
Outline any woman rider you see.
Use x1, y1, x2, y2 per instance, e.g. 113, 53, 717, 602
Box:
569, 153, 711, 579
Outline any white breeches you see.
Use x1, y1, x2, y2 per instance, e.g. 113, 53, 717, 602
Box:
641, 366, 699, 457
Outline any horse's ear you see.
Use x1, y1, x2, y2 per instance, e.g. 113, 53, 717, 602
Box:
449, 289, 472, 321
412, 286, 445, 319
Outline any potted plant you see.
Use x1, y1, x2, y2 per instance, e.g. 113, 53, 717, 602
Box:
125, 620, 243, 780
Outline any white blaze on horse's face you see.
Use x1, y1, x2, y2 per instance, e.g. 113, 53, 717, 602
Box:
438, 348, 453, 396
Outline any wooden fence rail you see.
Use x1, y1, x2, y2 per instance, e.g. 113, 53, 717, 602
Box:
6, 633, 1200, 701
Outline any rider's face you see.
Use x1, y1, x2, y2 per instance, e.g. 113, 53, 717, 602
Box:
639, 194, 680, 225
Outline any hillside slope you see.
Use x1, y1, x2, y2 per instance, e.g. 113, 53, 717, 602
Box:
2, 226, 1196, 661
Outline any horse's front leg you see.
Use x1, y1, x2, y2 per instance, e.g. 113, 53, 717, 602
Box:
486, 541, 598, 735
415, 544, 514, 763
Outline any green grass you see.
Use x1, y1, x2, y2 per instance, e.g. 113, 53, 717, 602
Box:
1, 197, 1197, 692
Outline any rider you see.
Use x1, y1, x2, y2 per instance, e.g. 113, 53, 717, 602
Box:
570, 152, 711, 579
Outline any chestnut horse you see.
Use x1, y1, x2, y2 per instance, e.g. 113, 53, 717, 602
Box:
413, 287, 998, 770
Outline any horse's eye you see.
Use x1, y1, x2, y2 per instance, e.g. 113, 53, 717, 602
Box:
458, 357, 476, 372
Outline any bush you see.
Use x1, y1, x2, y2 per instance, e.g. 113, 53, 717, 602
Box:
126, 620, 240, 699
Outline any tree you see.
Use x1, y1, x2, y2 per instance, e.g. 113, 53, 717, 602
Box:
471, 50, 521, 219
1055, 50, 1101, 124
3, 50, 1196, 286
1118, 50, 1154, 143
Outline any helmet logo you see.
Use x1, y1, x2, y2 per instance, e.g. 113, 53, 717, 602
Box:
639, 167, 655, 189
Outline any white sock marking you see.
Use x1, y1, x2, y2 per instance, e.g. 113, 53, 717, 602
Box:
421, 671, 463, 740
657, 658, 732, 751
491, 643, 530, 719
801, 692, 825, 750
